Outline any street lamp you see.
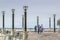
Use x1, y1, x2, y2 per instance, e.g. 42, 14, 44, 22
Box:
53, 14, 56, 32
12, 9, 15, 14
11, 9, 15, 35
23, 6, 28, 32
23, 6, 28, 11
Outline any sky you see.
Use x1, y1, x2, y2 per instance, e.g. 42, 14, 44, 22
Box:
0, 0, 60, 28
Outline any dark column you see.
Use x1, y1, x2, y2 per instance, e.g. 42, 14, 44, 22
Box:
23, 6, 28, 32
12, 9, 15, 35
2, 11, 5, 33
25, 10, 27, 31
37, 16, 39, 34
53, 14, 56, 32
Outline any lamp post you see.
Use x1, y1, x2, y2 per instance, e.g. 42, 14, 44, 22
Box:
53, 14, 56, 32
2, 11, 5, 33
11, 9, 15, 35
23, 6, 28, 32
23, 6, 28, 40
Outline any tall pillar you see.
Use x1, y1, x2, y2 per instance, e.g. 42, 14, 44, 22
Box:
37, 16, 39, 33
49, 17, 51, 29
22, 15, 25, 40
2, 11, 5, 33
11, 9, 15, 35
23, 6, 28, 32
23, 6, 28, 40
22, 15, 25, 31
53, 14, 56, 32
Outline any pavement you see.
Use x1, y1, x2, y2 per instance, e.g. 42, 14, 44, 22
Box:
0, 31, 60, 40
28, 32, 60, 40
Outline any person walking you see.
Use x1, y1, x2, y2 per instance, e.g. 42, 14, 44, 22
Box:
41, 24, 43, 32
38, 25, 40, 34
38, 25, 43, 34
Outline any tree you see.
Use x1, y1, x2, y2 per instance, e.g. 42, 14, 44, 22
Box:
57, 18, 60, 31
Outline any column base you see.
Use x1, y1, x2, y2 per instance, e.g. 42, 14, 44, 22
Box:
11, 29, 15, 36
23, 31, 28, 40
2, 28, 5, 34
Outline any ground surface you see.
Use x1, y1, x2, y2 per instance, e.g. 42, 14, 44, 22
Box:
0, 32, 60, 40
28, 32, 60, 40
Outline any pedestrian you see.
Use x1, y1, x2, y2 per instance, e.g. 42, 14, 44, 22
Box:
39, 25, 42, 34
38, 25, 40, 34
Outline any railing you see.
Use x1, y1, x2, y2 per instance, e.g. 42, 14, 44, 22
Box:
0, 28, 60, 32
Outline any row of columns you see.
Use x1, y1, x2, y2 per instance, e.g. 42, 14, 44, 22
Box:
49, 14, 56, 32
2, 9, 15, 35
1, 6, 56, 40
2, 6, 28, 40
37, 14, 56, 32
2, 12, 56, 33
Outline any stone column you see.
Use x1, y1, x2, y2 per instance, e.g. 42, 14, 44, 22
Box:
23, 6, 28, 40
22, 15, 25, 40
37, 16, 39, 33
22, 15, 28, 40
2, 11, 5, 34
53, 14, 56, 32
22, 15, 25, 31
49, 17, 51, 29
49, 17, 51, 31
11, 9, 15, 36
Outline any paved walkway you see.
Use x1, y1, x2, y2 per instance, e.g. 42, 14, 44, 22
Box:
0, 32, 60, 40
28, 32, 60, 40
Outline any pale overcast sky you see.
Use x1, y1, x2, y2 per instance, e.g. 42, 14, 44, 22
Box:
0, 0, 60, 28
